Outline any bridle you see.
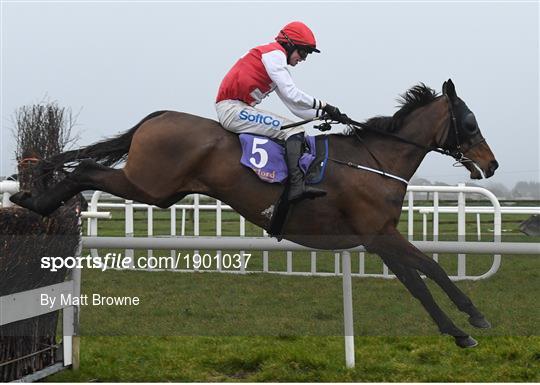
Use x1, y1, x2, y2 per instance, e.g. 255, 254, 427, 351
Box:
441, 95, 486, 166
343, 95, 486, 166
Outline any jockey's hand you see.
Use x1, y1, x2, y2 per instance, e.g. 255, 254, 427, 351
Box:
323, 103, 350, 124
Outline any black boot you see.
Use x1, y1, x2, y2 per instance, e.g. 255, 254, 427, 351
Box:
285, 134, 326, 202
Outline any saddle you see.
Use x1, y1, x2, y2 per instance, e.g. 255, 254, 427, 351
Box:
239, 133, 329, 185
238, 133, 329, 239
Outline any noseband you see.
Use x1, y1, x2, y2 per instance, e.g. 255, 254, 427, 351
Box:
443, 95, 486, 166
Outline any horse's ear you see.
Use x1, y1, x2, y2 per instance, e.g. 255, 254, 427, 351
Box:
443, 78, 457, 99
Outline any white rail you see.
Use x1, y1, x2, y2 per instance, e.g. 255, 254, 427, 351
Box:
406, 184, 502, 280
3, 183, 536, 281
0, 180, 19, 208
84, 185, 515, 280
82, 236, 540, 255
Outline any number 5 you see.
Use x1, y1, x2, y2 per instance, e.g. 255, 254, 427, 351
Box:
250, 138, 269, 168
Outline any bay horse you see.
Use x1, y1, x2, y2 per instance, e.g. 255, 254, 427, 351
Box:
11, 79, 499, 348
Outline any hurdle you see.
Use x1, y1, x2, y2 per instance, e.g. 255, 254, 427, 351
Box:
0, 260, 81, 381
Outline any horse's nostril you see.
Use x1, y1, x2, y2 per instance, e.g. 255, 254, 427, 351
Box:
490, 160, 499, 171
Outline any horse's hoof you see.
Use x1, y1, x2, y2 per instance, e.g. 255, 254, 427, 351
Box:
9, 191, 56, 216
455, 336, 478, 348
469, 315, 491, 329
9, 191, 37, 212
9, 191, 31, 206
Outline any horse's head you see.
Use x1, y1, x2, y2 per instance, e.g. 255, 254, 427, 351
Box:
441, 79, 499, 179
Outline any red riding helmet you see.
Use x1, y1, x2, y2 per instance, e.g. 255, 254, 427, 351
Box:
275, 21, 320, 53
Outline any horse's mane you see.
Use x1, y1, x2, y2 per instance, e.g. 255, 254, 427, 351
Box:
353, 83, 439, 133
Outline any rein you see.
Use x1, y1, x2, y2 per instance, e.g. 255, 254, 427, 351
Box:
303, 96, 485, 184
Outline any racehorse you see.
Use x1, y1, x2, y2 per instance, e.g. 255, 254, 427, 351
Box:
11, 79, 499, 347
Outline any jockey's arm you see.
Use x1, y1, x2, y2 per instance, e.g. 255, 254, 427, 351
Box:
275, 88, 324, 120
261, 50, 324, 119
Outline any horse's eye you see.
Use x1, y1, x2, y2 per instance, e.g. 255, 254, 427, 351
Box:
464, 113, 478, 134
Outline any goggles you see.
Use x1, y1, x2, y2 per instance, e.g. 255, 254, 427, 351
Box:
297, 47, 309, 60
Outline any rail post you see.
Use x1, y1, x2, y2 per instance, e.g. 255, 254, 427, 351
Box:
341, 251, 355, 368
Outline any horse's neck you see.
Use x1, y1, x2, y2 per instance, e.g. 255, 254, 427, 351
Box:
358, 99, 448, 182
393, 99, 448, 180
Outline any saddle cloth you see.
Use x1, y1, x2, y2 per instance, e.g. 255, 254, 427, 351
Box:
239, 134, 329, 184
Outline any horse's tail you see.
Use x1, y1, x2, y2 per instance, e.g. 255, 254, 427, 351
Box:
41, 110, 168, 174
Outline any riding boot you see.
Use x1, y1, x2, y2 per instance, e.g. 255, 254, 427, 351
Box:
285, 134, 326, 202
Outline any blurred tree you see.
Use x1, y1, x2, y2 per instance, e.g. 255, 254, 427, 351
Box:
13, 101, 78, 192
511, 181, 540, 199
486, 182, 511, 199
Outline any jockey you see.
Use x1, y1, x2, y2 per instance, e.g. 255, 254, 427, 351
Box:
215, 21, 349, 203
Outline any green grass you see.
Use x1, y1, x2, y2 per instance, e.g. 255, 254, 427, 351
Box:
49, 336, 540, 382
60, 258, 539, 337
45, 201, 540, 381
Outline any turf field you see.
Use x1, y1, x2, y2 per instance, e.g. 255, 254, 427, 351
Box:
48, 199, 539, 381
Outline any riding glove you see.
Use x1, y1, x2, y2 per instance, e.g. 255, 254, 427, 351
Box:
323, 103, 349, 124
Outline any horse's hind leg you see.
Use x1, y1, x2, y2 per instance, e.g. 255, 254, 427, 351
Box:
9, 174, 83, 216
74, 159, 180, 204
379, 256, 478, 348
368, 228, 491, 331
11, 160, 173, 215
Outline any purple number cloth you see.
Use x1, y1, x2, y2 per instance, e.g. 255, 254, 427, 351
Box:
239, 134, 317, 184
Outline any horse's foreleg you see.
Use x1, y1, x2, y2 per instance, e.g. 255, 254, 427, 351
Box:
379, 256, 478, 348
368, 228, 491, 331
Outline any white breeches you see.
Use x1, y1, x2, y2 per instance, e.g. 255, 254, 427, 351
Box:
215, 100, 304, 141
